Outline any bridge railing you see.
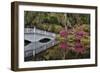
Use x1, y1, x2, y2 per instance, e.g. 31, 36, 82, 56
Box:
35, 40, 57, 54
24, 28, 56, 38
24, 40, 57, 58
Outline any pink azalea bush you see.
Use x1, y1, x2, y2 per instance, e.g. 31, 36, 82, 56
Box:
59, 25, 90, 56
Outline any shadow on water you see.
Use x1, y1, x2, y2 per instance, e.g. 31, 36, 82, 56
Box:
24, 40, 31, 46
39, 38, 51, 43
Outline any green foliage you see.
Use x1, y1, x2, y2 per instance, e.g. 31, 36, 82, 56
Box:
43, 46, 64, 60
80, 14, 90, 24
67, 35, 75, 43
82, 24, 90, 32
54, 25, 63, 33
67, 13, 90, 26
24, 11, 38, 27
81, 36, 90, 48
24, 11, 90, 30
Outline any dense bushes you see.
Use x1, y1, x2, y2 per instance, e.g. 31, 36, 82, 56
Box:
24, 11, 90, 30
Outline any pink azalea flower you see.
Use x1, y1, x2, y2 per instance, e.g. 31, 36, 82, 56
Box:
59, 42, 68, 50
74, 43, 85, 54
76, 31, 85, 37
60, 30, 68, 37
75, 31, 86, 41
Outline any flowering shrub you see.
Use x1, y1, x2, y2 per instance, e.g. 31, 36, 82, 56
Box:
59, 24, 90, 59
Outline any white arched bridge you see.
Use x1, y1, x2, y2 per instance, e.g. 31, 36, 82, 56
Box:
24, 27, 57, 59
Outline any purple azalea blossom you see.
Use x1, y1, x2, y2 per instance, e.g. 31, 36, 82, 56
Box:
60, 30, 68, 37
59, 42, 68, 50
76, 31, 85, 37
74, 43, 85, 54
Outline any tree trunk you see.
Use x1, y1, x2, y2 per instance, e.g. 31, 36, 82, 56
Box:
64, 13, 67, 31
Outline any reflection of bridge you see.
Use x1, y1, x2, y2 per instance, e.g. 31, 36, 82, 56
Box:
24, 27, 57, 58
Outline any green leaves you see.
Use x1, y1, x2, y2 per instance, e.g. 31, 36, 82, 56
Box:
81, 36, 90, 48
43, 46, 63, 60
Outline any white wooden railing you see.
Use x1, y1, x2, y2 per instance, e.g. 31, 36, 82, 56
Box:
24, 40, 57, 58
24, 28, 55, 38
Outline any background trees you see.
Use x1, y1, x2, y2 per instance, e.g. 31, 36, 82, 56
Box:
24, 11, 90, 32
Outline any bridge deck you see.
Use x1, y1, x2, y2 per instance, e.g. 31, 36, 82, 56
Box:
24, 28, 57, 58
